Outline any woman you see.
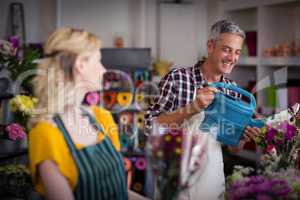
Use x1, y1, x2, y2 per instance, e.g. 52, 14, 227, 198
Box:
29, 28, 138, 200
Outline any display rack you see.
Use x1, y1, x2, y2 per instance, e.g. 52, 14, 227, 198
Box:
101, 48, 151, 195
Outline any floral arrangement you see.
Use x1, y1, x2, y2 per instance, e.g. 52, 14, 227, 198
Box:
147, 128, 183, 200
0, 36, 39, 92
226, 166, 300, 200
0, 37, 40, 140
226, 104, 300, 199
147, 119, 209, 200
9, 95, 38, 115
255, 105, 300, 171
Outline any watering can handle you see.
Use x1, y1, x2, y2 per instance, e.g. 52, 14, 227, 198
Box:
209, 82, 257, 110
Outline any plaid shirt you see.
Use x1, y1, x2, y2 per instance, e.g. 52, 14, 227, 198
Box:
145, 61, 240, 133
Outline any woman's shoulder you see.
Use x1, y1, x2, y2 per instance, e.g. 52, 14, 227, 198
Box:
90, 106, 114, 120
29, 121, 62, 141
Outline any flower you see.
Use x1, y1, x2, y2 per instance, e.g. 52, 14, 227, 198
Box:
5, 123, 26, 141
0, 40, 15, 56
8, 36, 19, 49
85, 91, 100, 105
278, 122, 297, 141
266, 127, 277, 142
227, 175, 293, 200
256, 194, 272, 200
9, 95, 38, 115
255, 113, 300, 171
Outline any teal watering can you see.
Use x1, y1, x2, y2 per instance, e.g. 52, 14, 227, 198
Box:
199, 82, 264, 146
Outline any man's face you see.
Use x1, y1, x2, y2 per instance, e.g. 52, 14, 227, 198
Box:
207, 33, 243, 75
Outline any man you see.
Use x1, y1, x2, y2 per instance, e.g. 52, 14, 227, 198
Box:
145, 20, 260, 199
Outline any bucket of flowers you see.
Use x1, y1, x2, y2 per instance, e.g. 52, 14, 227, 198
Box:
226, 104, 300, 200
146, 120, 209, 200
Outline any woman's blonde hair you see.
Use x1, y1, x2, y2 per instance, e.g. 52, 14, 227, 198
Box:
29, 27, 101, 127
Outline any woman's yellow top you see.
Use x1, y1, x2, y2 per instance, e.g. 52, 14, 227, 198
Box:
29, 106, 121, 195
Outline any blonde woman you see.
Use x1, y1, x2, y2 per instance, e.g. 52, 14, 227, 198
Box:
28, 28, 137, 200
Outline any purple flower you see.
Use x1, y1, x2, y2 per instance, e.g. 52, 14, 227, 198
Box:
5, 123, 26, 141
266, 128, 277, 142
232, 186, 251, 199
279, 122, 297, 141
256, 194, 272, 200
272, 187, 291, 197
248, 176, 265, 184
253, 181, 272, 193
8, 36, 19, 49
270, 179, 291, 197
85, 92, 100, 105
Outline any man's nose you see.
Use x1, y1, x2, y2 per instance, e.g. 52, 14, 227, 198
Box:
227, 52, 234, 61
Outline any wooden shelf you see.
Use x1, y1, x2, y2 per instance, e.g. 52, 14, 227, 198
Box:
237, 57, 258, 66
261, 57, 300, 66
263, 0, 298, 6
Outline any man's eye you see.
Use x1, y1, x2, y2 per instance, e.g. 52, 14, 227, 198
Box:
222, 48, 230, 53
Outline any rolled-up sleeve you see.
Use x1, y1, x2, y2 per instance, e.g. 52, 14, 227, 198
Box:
145, 70, 177, 134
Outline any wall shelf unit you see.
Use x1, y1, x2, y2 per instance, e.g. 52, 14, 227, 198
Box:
217, 0, 300, 113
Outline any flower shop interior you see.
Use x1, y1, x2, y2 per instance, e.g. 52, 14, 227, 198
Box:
1, 0, 300, 199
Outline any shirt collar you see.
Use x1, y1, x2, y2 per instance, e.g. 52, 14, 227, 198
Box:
193, 59, 226, 88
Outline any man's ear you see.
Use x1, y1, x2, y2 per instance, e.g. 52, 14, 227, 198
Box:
207, 40, 214, 54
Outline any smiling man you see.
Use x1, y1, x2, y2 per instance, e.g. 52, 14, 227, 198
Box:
145, 20, 260, 199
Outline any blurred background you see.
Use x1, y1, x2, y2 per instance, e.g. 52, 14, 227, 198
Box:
0, 0, 300, 199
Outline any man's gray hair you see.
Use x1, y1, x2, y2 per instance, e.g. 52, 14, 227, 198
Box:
209, 20, 245, 41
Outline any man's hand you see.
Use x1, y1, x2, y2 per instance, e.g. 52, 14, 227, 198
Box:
191, 87, 218, 114
228, 126, 260, 153
239, 126, 260, 148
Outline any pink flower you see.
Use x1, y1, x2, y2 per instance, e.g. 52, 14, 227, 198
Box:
85, 92, 100, 105
5, 123, 26, 141
266, 144, 276, 155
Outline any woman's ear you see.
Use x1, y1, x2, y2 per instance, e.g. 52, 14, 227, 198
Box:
73, 54, 87, 76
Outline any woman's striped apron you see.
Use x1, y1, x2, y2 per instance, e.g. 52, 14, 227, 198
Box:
53, 109, 128, 200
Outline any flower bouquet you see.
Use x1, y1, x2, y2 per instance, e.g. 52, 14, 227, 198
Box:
147, 120, 209, 200
255, 104, 300, 171
226, 166, 300, 200
9, 94, 38, 130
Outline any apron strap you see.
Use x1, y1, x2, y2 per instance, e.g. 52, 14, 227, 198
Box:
52, 107, 107, 153
80, 107, 106, 134
53, 114, 77, 153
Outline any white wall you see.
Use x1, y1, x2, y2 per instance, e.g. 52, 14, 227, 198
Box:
59, 0, 133, 47
1, 0, 209, 66
159, 3, 198, 67
0, 0, 56, 43
145, 0, 208, 66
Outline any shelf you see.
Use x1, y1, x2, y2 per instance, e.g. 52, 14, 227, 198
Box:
220, 0, 298, 11
0, 149, 28, 161
261, 57, 300, 66
101, 48, 151, 70
263, 0, 298, 6
237, 57, 258, 66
